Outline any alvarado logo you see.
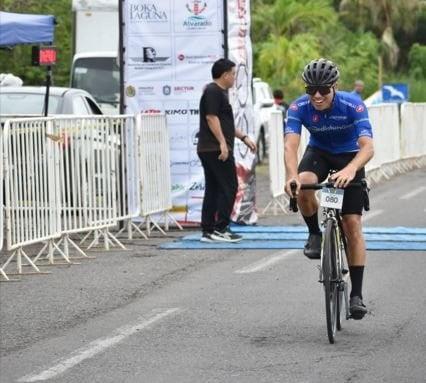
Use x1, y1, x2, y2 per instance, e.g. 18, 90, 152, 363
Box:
130, 3, 168, 22
184, 1, 212, 29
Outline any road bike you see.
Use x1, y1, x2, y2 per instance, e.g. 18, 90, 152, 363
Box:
289, 177, 369, 343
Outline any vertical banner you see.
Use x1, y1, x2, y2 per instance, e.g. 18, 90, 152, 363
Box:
227, 0, 257, 224
122, 0, 224, 224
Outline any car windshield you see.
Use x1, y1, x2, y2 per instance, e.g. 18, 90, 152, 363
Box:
0, 92, 61, 115
72, 57, 119, 105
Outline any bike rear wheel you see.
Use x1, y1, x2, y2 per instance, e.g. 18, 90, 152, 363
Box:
322, 219, 339, 343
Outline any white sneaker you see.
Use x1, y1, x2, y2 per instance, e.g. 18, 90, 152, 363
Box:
210, 229, 243, 243
200, 233, 215, 243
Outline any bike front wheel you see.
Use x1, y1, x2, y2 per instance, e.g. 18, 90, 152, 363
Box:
322, 219, 339, 344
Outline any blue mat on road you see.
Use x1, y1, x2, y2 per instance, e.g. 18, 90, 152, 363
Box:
182, 232, 426, 242
229, 225, 426, 235
160, 226, 426, 251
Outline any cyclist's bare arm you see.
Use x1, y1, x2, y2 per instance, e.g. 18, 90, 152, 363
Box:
284, 133, 301, 195
331, 136, 374, 188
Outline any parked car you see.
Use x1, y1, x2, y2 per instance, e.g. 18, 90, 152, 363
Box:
0, 86, 103, 121
252, 78, 274, 163
0, 86, 111, 207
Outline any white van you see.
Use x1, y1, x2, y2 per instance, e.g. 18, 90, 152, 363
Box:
70, 52, 120, 114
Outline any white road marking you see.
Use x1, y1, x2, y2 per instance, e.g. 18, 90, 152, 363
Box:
18, 308, 181, 382
363, 209, 384, 222
400, 186, 426, 200
234, 250, 299, 274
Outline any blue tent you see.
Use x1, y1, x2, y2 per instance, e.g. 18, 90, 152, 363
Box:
0, 11, 55, 47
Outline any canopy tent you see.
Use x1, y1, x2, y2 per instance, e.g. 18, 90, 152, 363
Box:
0, 11, 55, 47
0, 11, 56, 116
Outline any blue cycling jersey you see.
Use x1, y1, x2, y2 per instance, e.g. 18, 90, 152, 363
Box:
285, 91, 373, 154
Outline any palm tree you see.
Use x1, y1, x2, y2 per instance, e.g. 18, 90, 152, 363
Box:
253, 0, 337, 40
338, 0, 423, 68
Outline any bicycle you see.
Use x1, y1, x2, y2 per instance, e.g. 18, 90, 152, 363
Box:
289, 177, 369, 344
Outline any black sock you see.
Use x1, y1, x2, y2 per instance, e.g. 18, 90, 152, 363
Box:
302, 212, 321, 234
349, 266, 365, 299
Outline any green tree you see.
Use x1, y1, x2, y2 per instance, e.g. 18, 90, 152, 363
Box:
327, 31, 379, 95
253, 0, 338, 40
0, 0, 72, 86
338, 0, 424, 69
255, 34, 321, 97
408, 43, 426, 79
253, 0, 339, 98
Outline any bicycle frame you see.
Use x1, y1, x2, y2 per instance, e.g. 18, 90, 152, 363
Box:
289, 179, 369, 343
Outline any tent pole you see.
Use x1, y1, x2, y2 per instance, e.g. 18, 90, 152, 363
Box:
43, 65, 51, 117
118, 0, 125, 115
223, 0, 228, 59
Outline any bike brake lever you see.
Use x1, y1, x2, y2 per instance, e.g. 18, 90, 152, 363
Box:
289, 181, 298, 212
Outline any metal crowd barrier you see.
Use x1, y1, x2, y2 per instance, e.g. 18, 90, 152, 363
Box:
51, 116, 125, 258
0, 124, 6, 279
0, 114, 177, 280
366, 104, 401, 182
263, 111, 288, 215
2, 118, 62, 275
132, 113, 182, 236
401, 103, 426, 163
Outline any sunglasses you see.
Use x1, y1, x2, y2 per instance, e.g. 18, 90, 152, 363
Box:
305, 85, 333, 96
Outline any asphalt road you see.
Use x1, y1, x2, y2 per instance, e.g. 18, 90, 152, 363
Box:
1, 166, 425, 383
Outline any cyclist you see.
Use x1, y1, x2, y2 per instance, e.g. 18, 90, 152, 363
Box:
283, 58, 374, 320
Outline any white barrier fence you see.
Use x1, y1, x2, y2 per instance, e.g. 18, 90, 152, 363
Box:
265, 102, 426, 215
0, 126, 3, 251
263, 111, 288, 215
401, 103, 426, 159
52, 116, 125, 257
2, 118, 62, 275
366, 104, 401, 181
137, 114, 181, 235
0, 124, 6, 279
0, 113, 176, 279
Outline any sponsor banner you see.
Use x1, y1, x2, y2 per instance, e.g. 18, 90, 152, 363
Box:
123, 0, 223, 224
123, 1, 256, 224
227, 0, 257, 224
127, 2, 171, 34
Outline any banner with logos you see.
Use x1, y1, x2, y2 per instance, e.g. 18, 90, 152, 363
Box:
227, 0, 257, 224
122, 1, 256, 224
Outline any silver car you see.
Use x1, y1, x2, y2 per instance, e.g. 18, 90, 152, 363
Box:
0, 86, 103, 118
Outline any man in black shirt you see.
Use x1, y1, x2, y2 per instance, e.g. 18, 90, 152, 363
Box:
197, 58, 256, 243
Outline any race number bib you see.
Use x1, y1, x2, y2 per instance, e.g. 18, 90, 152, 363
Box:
320, 188, 344, 209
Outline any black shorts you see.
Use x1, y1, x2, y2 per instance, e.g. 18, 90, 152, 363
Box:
298, 146, 366, 215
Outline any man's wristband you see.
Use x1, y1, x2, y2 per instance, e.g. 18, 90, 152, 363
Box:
240, 135, 248, 142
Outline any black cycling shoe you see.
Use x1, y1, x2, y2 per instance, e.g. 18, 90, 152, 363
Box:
350, 296, 368, 320
303, 233, 322, 259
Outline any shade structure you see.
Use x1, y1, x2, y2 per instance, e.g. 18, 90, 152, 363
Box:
0, 11, 55, 47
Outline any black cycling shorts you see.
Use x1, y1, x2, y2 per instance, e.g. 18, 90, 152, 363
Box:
298, 146, 366, 215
